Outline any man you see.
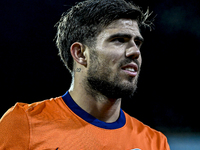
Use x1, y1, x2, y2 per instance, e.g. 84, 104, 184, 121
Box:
0, 0, 170, 149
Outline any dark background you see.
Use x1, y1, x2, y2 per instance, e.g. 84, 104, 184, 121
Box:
1, 0, 200, 133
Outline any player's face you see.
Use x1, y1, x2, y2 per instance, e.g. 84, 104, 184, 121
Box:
86, 19, 143, 99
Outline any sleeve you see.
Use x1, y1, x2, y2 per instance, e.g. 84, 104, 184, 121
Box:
0, 103, 30, 150
164, 135, 170, 150
159, 132, 170, 150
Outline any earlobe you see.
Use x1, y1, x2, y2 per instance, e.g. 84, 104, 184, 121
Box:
70, 42, 87, 67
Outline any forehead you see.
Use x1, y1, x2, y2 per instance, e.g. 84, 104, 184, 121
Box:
100, 19, 142, 37
107, 19, 139, 29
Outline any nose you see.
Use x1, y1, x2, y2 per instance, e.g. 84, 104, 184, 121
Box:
125, 41, 141, 60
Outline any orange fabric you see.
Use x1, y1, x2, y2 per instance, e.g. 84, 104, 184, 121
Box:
0, 97, 170, 150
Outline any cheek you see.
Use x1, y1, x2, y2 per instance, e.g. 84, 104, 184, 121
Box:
96, 44, 125, 68
107, 53, 122, 68
111, 55, 119, 63
138, 55, 142, 67
97, 49, 121, 64
104, 49, 123, 63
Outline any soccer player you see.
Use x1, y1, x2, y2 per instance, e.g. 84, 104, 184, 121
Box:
0, 0, 170, 149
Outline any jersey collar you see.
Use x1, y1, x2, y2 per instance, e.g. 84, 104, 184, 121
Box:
62, 91, 126, 130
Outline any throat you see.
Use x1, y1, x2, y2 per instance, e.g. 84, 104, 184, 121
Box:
88, 98, 122, 123
69, 89, 122, 123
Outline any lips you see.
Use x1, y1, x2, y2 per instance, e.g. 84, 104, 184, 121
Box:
121, 63, 138, 77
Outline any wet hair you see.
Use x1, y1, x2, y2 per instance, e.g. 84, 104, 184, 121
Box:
55, 0, 153, 73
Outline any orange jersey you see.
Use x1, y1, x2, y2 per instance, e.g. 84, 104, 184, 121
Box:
0, 91, 170, 150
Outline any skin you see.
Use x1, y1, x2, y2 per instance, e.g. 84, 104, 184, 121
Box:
69, 19, 143, 123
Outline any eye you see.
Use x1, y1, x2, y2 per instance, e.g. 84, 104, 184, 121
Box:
111, 38, 126, 44
134, 40, 143, 47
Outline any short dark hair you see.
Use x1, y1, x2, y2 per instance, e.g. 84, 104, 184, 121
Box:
55, 0, 153, 73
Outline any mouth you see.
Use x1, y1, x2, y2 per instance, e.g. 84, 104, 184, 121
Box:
121, 63, 138, 77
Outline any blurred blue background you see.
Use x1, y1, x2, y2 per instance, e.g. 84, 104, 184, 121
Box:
0, 0, 200, 149
167, 133, 200, 149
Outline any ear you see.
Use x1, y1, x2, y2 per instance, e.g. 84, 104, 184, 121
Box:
70, 42, 87, 67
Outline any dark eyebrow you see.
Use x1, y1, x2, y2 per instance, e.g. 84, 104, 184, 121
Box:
107, 33, 132, 41
135, 36, 144, 43
107, 33, 144, 42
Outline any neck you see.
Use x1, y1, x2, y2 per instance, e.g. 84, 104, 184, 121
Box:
69, 79, 121, 123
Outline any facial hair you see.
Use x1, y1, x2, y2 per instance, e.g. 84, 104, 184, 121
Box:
84, 50, 140, 100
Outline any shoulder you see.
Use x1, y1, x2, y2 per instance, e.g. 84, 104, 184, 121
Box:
1, 96, 65, 122
124, 111, 169, 145
22, 97, 64, 114
0, 97, 65, 149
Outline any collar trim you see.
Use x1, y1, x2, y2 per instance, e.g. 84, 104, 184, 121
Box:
62, 91, 126, 130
